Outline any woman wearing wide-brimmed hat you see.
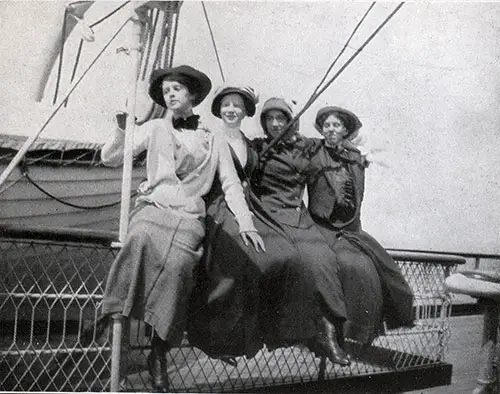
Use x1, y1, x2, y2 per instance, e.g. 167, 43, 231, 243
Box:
99, 66, 263, 391
245, 98, 351, 365
188, 85, 314, 361
307, 106, 414, 345
193, 96, 349, 365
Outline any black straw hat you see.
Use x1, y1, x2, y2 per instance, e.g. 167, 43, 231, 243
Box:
148, 65, 212, 108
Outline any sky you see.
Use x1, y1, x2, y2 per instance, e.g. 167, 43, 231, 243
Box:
1, 1, 499, 253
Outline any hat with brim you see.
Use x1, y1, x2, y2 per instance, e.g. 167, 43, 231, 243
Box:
148, 65, 212, 108
314, 106, 362, 140
260, 97, 299, 133
211, 85, 258, 118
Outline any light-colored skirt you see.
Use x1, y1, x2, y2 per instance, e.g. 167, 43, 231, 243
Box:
101, 203, 204, 345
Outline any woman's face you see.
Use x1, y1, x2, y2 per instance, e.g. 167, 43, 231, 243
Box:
162, 80, 195, 116
220, 93, 247, 126
321, 113, 348, 146
264, 109, 288, 139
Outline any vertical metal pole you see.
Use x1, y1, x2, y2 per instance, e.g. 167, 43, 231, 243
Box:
110, 9, 144, 392
318, 356, 327, 382
118, 11, 144, 242
473, 301, 500, 394
110, 313, 124, 392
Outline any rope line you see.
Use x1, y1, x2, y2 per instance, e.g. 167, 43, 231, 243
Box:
261, 2, 405, 157
313, 3, 404, 104
64, 38, 84, 107
53, 1, 131, 105
53, 9, 68, 105
21, 165, 138, 210
35, 18, 132, 150
169, 10, 180, 67
306, 2, 376, 108
89, 1, 130, 28
201, 2, 225, 82
70, 39, 84, 83
142, 8, 158, 80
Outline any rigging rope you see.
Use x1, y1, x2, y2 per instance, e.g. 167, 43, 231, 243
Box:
39, 18, 132, 146
169, 8, 180, 67
305, 2, 376, 109
21, 164, 138, 210
142, 8, 159, 79
89, 1, 131, 28
53, 8, 68, 105
261, 2, 405, 157
201, 2, 225, 82
54, 1, 132, 104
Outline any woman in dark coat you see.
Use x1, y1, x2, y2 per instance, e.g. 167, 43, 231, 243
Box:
189, 94, 350, 366
307, 106, 414, 345
99, 68, 263, 391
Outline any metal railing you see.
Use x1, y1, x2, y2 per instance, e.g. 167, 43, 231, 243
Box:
388, 248, 500, 272
0, 226, 465, 392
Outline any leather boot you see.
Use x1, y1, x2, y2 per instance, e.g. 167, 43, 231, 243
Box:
147, 334, 169, 392
310, 317, 351, 366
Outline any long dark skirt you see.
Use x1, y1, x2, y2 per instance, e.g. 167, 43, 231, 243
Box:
265, 222, 347, 349
188, 205, 346, 358
316, 225, 414, 344
101, 203, 204, 345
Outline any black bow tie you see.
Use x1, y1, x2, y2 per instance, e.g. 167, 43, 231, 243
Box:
172, 115, 199, 130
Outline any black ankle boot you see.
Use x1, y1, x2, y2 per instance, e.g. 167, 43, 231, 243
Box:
310, 317, 351, 366
147, 334, 169, 392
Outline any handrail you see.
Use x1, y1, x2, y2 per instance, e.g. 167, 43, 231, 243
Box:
388, 248, 500, 270
387, 248, 500, 260
388, 250, 466, 266
0, 224, 118, 246
0, 225, 468, 265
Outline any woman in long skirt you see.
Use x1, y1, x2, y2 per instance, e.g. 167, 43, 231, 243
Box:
189, 93, 350, 366
99, 67, 263, 391
307, 106, 414, 345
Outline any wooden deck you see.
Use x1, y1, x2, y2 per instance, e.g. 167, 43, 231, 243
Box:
403, 314, 483, 394
122, 314, 483, 393
276, 314, 484, 394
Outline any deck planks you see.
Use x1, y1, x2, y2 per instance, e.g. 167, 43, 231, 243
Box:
403, 314, 483, 394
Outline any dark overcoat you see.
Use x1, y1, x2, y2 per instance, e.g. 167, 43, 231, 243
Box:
188, 136, 347, 357
307, 140, 414, 344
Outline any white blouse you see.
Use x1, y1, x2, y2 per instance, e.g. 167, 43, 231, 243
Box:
101, 116, 255, 233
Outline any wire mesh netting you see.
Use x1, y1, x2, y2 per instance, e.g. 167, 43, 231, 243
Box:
0, 238, 116, 392
0, 235, 460, 392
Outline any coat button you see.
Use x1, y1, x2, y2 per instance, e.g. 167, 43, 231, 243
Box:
242, 181, 248, 188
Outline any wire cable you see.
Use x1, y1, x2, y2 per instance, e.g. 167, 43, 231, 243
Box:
305, 2, 376, 108
201, 2, 225, 82
21, 164, 138, 210
261, 3, 405, 157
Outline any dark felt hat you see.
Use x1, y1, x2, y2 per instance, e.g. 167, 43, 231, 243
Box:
211, 84, 259, 117
314, 106, 362, 139
148, 65, 212, 108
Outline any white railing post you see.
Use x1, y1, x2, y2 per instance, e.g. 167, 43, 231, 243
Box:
110, 313, 124, 392
117, 10, 145, 243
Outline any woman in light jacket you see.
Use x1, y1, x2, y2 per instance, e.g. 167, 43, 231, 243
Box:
100, 66, 263, 392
